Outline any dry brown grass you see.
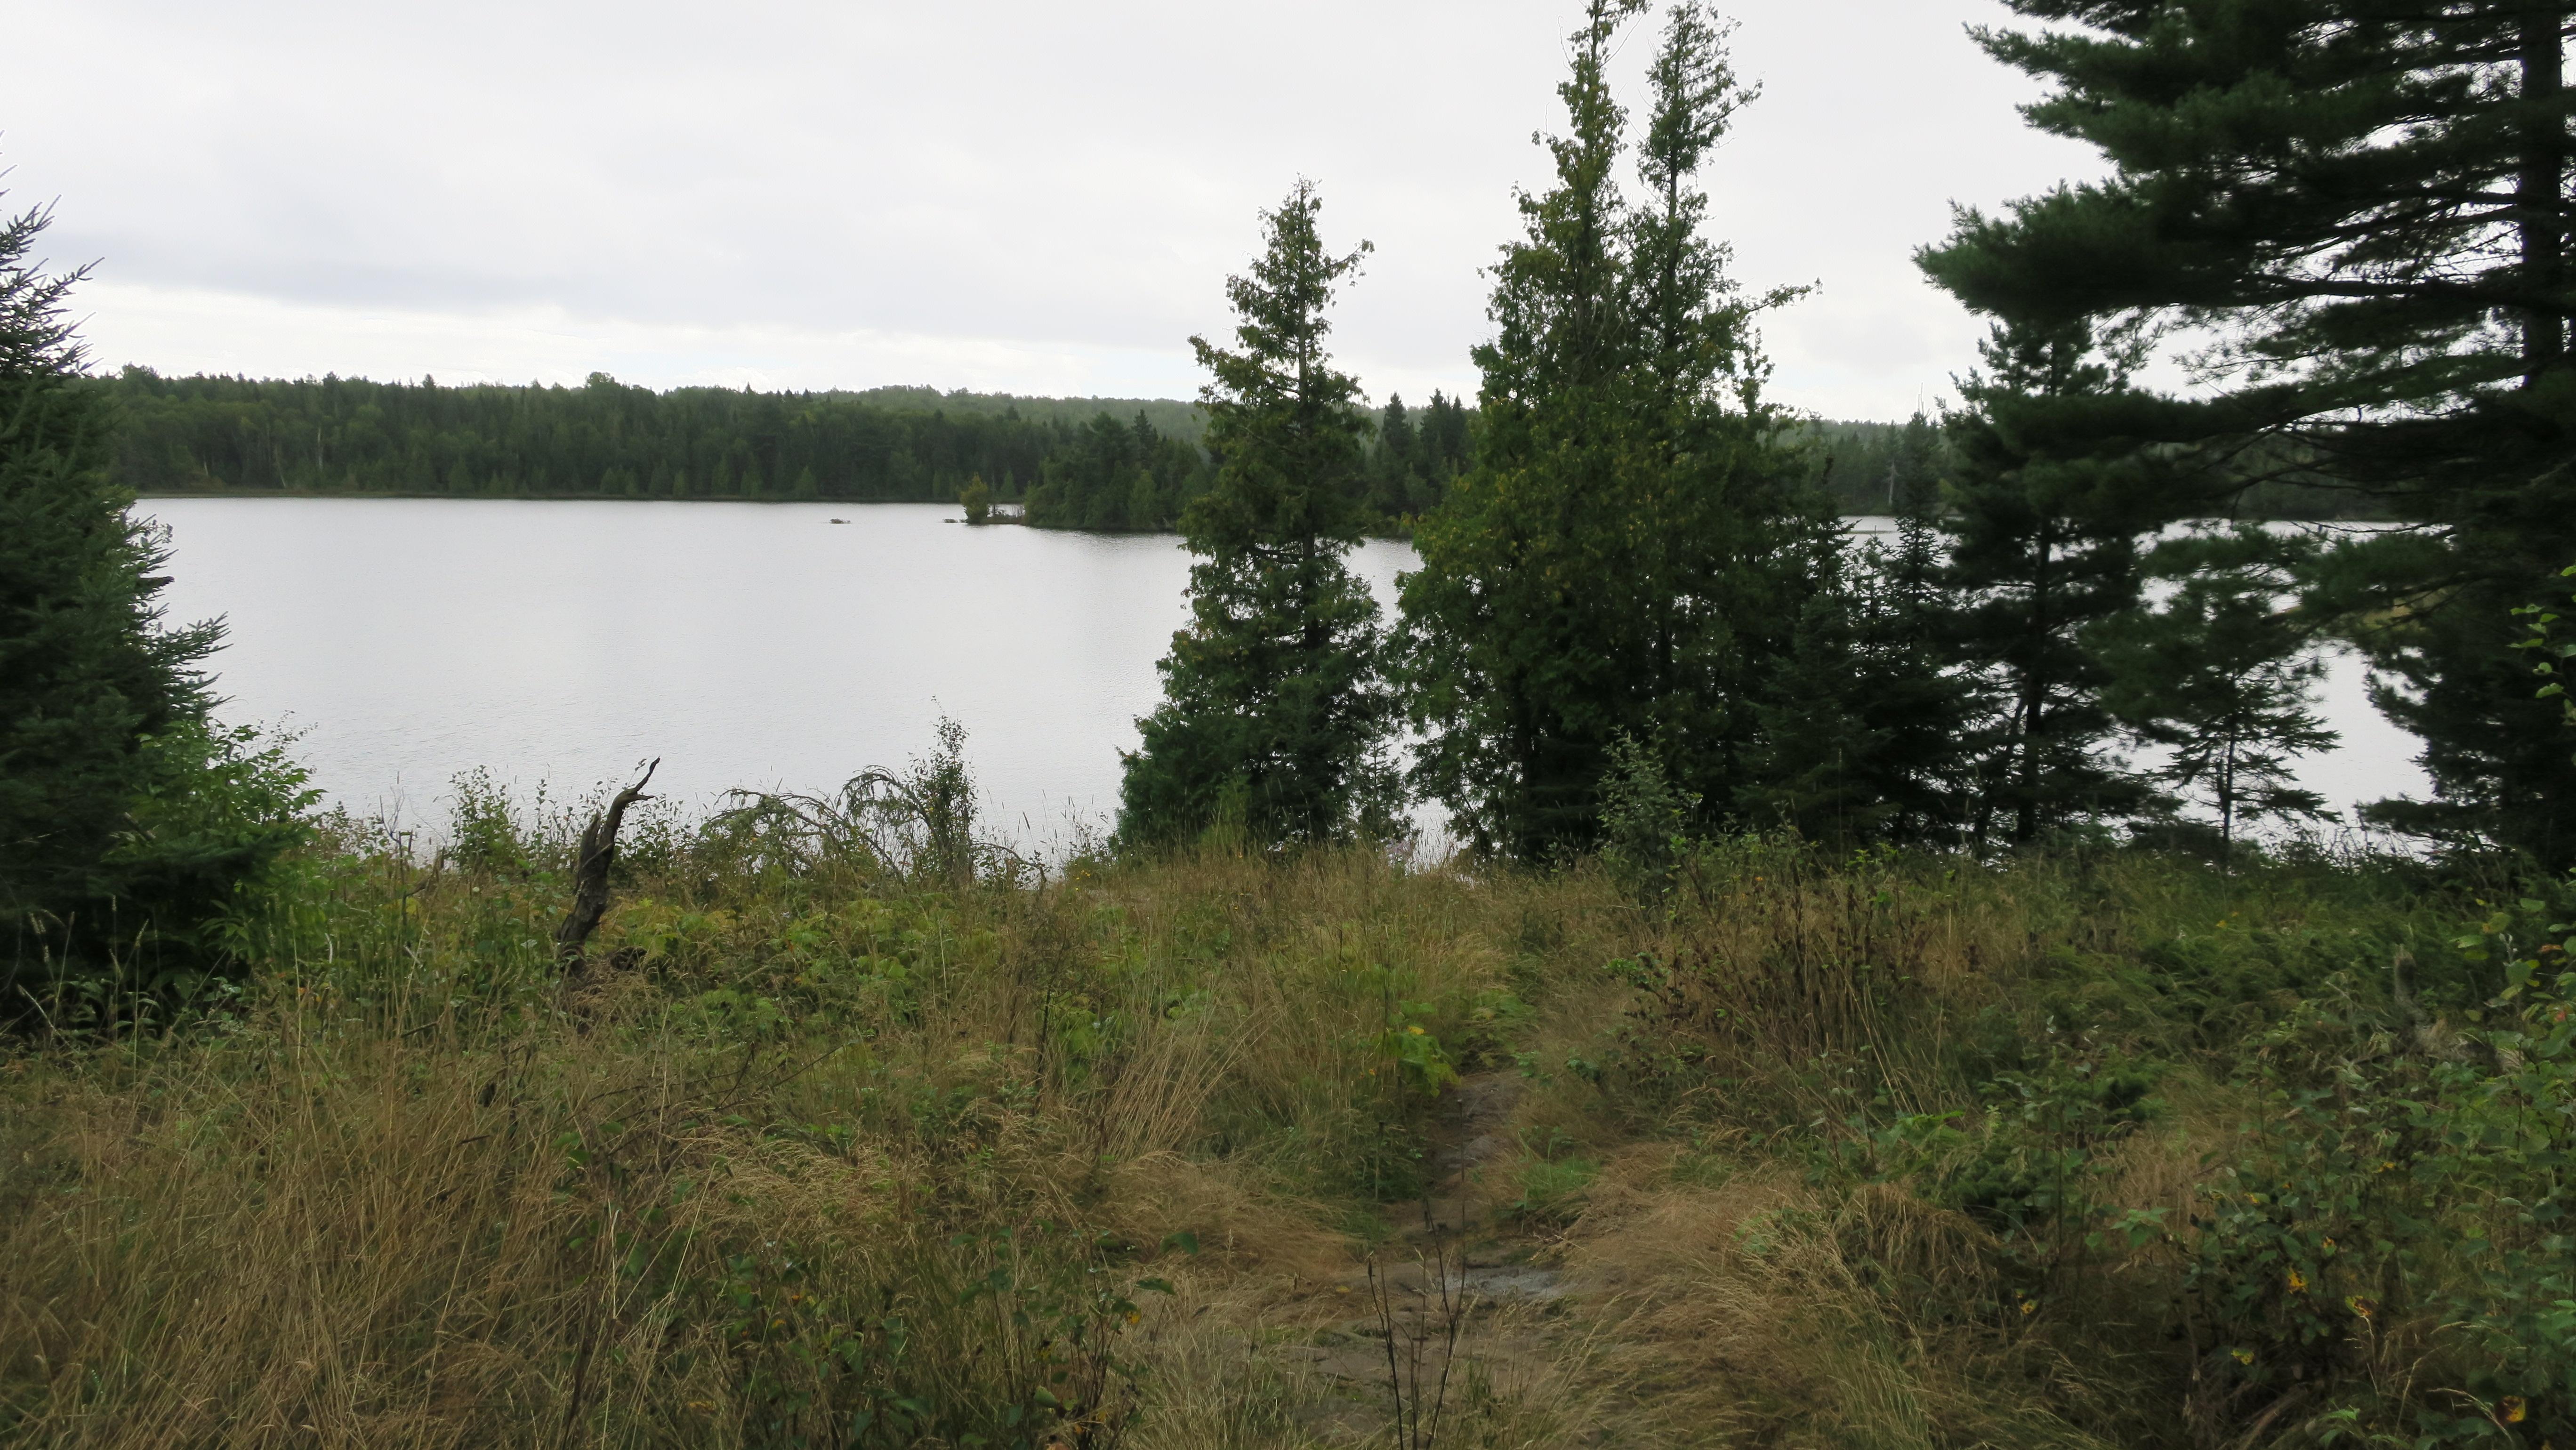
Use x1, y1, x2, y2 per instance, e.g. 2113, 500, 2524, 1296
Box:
0, 830, 2479, 1448
0, 840, 1642, 1447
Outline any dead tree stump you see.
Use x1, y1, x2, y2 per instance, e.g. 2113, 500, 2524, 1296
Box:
554, 758, 659, 968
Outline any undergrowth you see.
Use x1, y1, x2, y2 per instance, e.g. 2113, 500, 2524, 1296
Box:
0, 774, 2566, 1448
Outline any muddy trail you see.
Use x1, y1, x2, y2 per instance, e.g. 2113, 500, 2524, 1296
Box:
1264, 1071, 1584, 1442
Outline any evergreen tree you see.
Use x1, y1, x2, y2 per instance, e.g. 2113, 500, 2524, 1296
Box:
1626, 0, 1848, 832
2099, 527, 2338, 857
1364, 390, 1472, 519
0, 197, 306, 1010
1413, 390, 1471, 510
1398, 0, 1650, 859
1941, 319, 2160, 846
1873, 412, 1988, 842
1366, 392, 1421, 522
1917, 0, 2576, 863
1023, 412, 1209, 532
1397, 0, 1830, 859
1116, 182, 1400, 847
1739, 482, 1983, 848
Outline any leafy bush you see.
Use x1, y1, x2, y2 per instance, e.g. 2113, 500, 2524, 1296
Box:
7, 720, 313, 1024
2186, 886, 2576, 1443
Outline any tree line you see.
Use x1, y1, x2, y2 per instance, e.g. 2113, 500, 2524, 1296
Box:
99, 358, 2364, 535
1115, 0, 2576, 874
1017, 390, 1472, 532
96, 366, 1473, 532
95, 369, 1090, 502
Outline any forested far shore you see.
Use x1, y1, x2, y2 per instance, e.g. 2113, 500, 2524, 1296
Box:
99, 368, 2383, 523
97, 369, 1160, 505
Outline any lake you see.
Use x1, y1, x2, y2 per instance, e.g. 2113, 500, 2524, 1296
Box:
139, 498, 2429, 848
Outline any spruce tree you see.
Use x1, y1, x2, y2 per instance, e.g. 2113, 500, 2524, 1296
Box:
1116, 182, 1399, 847
1918, 0, 2576, 862
1627, 0, 1848, 833
1398, 0, 1829, 860
1368, 393, 1421, 522
1739, 454, 1983, 848
1940, 319, 2160, 846
2099, 527, 2338, 857
1397, 0, 1640, 859
1, 196, 305, 1010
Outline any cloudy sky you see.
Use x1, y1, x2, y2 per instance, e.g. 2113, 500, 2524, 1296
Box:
7, 0, 2102, 420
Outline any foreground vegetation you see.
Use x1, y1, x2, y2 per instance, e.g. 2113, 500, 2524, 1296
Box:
3, 766, 2569, 1447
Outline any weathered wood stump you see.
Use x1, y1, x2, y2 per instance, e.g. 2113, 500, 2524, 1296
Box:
553, 758, 658, 968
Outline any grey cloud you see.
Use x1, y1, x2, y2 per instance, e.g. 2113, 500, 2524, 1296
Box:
8, 0, 2095, 417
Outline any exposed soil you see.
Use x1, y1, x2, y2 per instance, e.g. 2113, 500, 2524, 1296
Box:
1264, 1071, 1576, 1441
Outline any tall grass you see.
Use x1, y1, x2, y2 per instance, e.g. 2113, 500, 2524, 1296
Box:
0, 785, 2558, 1447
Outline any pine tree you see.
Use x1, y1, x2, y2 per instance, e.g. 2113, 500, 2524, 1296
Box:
1, 196, 305, 1009
1918, 0, 2576, 863
1397, 0, 1830, 859
1625, 0, 1846, 832
2099, 527, 2338, 858
1941, 319, 2161, 846
1398, 0, 1650, 859
1368, 393, 1421, 522
1116, 182, 1400, 848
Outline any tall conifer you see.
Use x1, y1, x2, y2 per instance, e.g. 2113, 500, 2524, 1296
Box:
1398, 0, 1642, 859
1116, 183, 1398, 847
1398, 0, 1829, 860
1, 195, 305, 1007
1940, 319, 2160, 846
1918, 0, 2576, 862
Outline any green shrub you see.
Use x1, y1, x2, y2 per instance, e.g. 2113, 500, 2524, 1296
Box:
2187, 886, 2576, 1442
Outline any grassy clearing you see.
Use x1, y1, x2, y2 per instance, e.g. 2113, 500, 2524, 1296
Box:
0, 797, 2564, 1447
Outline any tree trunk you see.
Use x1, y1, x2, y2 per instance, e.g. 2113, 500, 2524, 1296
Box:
554, 759, 659, 967
2524, 7, 2568, 384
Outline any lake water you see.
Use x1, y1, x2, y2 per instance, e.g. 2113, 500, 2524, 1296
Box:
139, 499, 2429, 848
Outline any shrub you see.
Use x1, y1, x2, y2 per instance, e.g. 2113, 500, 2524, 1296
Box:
2186, 885, 2576, 1442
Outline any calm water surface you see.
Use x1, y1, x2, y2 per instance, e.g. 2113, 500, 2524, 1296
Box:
139, 499, 2428, 846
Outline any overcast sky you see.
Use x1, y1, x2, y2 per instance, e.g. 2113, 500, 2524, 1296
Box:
6, 0, 2102, 420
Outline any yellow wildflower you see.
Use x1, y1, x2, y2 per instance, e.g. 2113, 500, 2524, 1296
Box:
2286, 1267, 2309, 1293
2232, 1348, 2255, 1366
2503, 1397, 2528, 1424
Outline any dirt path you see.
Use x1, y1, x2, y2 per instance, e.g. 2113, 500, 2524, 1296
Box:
1268, 1071, 1574, 1440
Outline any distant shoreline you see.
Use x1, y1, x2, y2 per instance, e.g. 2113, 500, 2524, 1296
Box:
132, 489, 962, 505
133, 490, 2396, 525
